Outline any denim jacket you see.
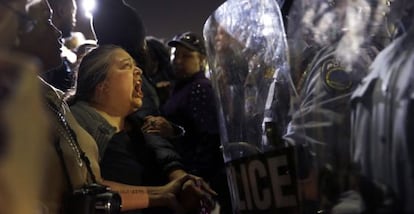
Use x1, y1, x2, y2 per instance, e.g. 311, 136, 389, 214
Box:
70, 101, 184, 175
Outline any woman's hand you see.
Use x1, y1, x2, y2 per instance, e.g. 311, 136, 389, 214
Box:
148, 174, 193, 211
178, 175, 217, 213
141, 115, 174, 138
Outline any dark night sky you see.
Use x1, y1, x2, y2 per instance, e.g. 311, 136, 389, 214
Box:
125, 0, 226, 40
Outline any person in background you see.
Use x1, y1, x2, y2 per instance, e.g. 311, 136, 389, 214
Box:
16, 0, 63, 72
145, 36, 175, 105
15, 0, 202, 212
65, 31, 86, 50
210, 24, 248, 142
92, 0, 147, 80
48, 0, 76, 39
41, 0, 77, 92
162, 31, 232, 214
72, 37, 97, 71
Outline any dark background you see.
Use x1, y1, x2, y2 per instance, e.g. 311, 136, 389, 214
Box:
74, 0, 226, 41
126, 0, 226, 40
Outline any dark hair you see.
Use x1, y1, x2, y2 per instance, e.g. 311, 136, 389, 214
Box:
145, 36, 174, 80
74, 45, 123, 102
146, 37, 169, 65
47, 0, 76, 37
92, 0, 147, 69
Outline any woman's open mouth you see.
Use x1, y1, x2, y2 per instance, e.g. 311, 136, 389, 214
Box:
134, 80, 143, 98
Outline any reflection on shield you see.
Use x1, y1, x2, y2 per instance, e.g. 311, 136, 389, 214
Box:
203, 0, 299, 213
204, 0, 296, 161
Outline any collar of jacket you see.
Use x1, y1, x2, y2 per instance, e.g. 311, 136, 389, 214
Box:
40, 77, 65, 110
70, 101, 117, 160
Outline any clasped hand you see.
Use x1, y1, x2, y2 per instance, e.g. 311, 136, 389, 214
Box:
161, 174, 217, 213
141, 115, 174, 138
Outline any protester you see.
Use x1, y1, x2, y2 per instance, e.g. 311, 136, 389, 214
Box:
145, 36, 175, 105
70, 44, 216, 213
161, 32, 231, 213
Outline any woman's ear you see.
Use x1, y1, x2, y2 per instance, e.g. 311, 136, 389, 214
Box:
93, 81, 108, 103
100, 78, 112, 90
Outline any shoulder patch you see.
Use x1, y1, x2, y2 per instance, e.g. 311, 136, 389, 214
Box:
322, 58, 352, 92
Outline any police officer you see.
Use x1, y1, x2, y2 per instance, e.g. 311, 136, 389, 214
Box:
284, 0, 384, 211
350, 0, 414, 212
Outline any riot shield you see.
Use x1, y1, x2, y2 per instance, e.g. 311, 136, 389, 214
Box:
284, 0, 395, 212
203, 0, 298, 213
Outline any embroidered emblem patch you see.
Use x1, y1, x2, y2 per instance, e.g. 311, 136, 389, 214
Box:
322, 59, 352, 92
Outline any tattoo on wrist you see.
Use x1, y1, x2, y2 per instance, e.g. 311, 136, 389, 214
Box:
119, 189, 147, 194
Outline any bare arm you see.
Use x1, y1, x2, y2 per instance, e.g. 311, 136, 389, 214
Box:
87, 142, 189, 211
168, 169, 187, 180
101, 174, 190, 211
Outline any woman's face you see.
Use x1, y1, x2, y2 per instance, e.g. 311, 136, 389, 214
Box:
171, 45, 203, 79
99, 48, 143, 116
17, 0, 62, 71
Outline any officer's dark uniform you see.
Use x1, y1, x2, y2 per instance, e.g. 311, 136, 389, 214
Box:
351, 32, 414, 212
284, 41, 379, 211
286, 42, 378, 167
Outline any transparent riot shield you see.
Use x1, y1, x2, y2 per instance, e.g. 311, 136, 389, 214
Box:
284, 0, 395, 213
203, 0, 298, 212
